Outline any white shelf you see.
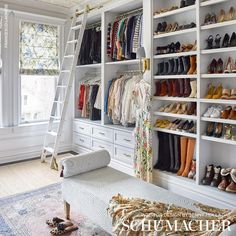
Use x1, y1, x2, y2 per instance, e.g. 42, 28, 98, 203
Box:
200, 99, 236, 105
154, 127, 197, 138
153, 111, 197, 120
201, 135, 236, 145
153, 96, 197, 102
105, 59, 139, 65
76, 63, 101, 69
153, 5, 196, 19
201, 47, 236, 55
200, 0, 232, 7
201, 20, 236, 30
201, 117, 236, 125
201, 73, 236, 78
154, 75, 197, 79
154, 28, 196, 39
154, 51, 197, 59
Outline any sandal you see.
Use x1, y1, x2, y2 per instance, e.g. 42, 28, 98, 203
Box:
221, 88, 231, 99
50, 222, 78, 235
229, 89, 236, 100
46, 217, 64, 227
224, 124, 232, 139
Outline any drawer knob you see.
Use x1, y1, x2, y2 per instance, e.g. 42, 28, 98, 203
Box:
123, 154, 132, 158
124, 139, 131, 142
79, 139, 84, 142
99, 132, 105, 135
99, 145, 105, 149
79, 127, 85, 130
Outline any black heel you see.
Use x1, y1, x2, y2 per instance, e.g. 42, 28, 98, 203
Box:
230, 32, 236, 47
222, 33, 230, 47
175, 42, 181, 53
206, 35, 213, 49
214, 34, 221, 48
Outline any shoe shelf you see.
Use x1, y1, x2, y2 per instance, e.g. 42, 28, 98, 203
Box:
153, 5, 196, 19
154, 51, 197, 59
201, 47, 236, 55
200, 99, 236, 105
153, 96, 198, 102
201, 73, 236, 78
201, 135, 236, 145
153, 127, 197, 138
200, 0, 232, 7
153, 112, 198, 120
201, 19, 236, 31
154, 28, 197, 39
154, 75, 198, 79
105, 59, 139, 65
201, 117, 236, 125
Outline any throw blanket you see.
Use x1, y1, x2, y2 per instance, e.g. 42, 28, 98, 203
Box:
107, 194, 236, 236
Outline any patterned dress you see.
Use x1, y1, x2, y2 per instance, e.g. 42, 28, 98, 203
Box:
133, 79, 152, 183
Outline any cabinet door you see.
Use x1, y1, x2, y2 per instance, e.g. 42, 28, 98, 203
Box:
91, 138, 113, 157
114, 130, 134, 148
91, 126, 114, 142
114, 145, 134, 167
74, 121, 92, 136
73, 133, 92, 149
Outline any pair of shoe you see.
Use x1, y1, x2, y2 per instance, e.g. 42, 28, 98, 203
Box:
180, 0, 196, 8
206, 122, 223, 138
203, 7, 235, 25
166, 119, 196, 133
154, 6, 178, 15
158, 102, 196, 115
155, 79, 197, 98
221, 88, 236, 100
224, 57, 236, 73
221, 106, 236, 120
177, 137, 196, 177
188, 160, 196, 179
202, 165, 236, 193
207, 58, 223, 74
156, 42, 181, 55
156, 56, 197, 75
205, 83, 222, 99
203, 105, 222, 118
155, 119, 170, 128
224, 124, 236, 140
155, 22, 178, 35
206, 33, 236, 49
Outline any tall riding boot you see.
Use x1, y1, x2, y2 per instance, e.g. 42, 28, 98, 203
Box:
162, 61, 169, 75
179, 79, 184, 97
183, 78, 191, 97
156, 61, 164, 75
177, 137, 188, 176
177, 57, 184, 74
154, 132, 165, 169
183, 56, 190, 74
167, 59, 175, 75
173, 135, 181, 173
189, 80, 197, 98
172, 79, 180, 97
167, 80, 174, 97
159, 81, 168, 96
169, 134, 175, 172
154, 81, 161, 96
187, 55, 197, 75
182, 138, 196, 177
172, 58, 179, 75
162, 133, 171, 171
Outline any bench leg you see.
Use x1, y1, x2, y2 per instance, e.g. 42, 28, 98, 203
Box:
64, 201, 70, 220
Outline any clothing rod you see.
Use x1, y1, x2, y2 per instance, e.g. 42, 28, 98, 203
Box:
86, 22, 101, 29
116, 69, 142, 75
115, 7, 143, 19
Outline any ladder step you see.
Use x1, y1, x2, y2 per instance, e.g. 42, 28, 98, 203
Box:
71, 25, 82, 30
44, 146, 54, 153
54, 101, 64, 104
57, 85, 67, 88
50, 116, 60, 120
61, 70, 70, 73
67, 40, 77, 44
64, 55, 74, 58
47, 131, 57, 137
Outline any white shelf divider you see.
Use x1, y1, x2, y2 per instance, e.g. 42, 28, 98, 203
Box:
153, 96, 197, 102
154, 127, 197, 138
201, 47, 236, 55
105, 59, 139, 65
153, 111, 198, 120
201, 20, 236, 30
154, 28, 196, 39
76, 63, 101, 69
201, 73, 236, 78
200, 0, 232, 7
154, 51, 197, 59
201, 117, 236, 125
200, 99, 236, 105
201, 135, 236, 145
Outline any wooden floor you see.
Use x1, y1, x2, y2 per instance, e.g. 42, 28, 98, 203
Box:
0, 154, 72, 198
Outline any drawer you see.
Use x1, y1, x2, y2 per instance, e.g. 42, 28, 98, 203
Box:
91, 126, 113, 142
73, 133, 92, 149
113, 145, 134, 166
74, 121, 92, 136
91, 138, 113, 157
114, 130, 134, 148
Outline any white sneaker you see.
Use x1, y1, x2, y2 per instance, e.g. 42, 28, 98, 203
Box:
210, 105, 223, 118
203, 106, 215, 117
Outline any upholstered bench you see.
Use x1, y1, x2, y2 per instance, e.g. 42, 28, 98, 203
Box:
61, 150, 235, 236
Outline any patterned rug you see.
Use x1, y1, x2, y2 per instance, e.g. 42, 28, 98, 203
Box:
0, 183, 110, 236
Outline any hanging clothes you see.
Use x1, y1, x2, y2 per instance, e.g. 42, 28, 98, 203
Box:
133, 79, 153, 183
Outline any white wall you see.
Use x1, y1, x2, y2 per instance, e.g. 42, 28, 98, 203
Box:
0, 5, 73, 164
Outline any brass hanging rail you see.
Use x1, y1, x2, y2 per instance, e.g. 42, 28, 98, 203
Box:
116, 69, 143, 76
115, 7, 143, 20
86, 21, 101, 30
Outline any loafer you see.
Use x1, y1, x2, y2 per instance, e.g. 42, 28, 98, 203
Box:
202, 164, 214, 185
218, 168, 231, 191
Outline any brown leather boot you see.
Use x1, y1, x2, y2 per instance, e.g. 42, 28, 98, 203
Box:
177, 137, 188, 176
187, 55, 197, 75
210, 166, 222, 187
202, 164, 214, 185
182, 138, 196, 177
188, 160, 196, 179
154, 81, 161, 96
226, 169, 236, 193
172, 80, 180, 97
160, 81, 167, 96
183, 78, 191, 97
167, 80, 174, 97
218, 168, 231, 191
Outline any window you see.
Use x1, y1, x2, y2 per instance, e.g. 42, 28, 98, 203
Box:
0, 17, 2, 127
19, 21, 59, 123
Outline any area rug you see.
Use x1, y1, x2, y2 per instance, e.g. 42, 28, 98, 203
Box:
0, 183, 110, 236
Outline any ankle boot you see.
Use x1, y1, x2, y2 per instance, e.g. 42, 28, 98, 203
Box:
226, 169, 236, 193
210, 166, 222, 187
169, 134, 175, 172
182, 138, 196, 177
154, 81, 161, 96
183, 56, 191, 74
172, 58, 179, 75
177, 57, 184, 74
189, 80, 197, 98
177, 137, 188, 176
218, 168, 231, 191
173, 80, 180, 97
167, 59, 175, 75
179, 79, 184, 97
160, 81, 167, 96
167, 80, 174, 96
183, 78, 191, 97
202, 164, 214, 185
188, 160, 196, 179
187, 56, 197, 75
173, 135, 181, 173
156, 62, 164, 75
162, 61, 169, 75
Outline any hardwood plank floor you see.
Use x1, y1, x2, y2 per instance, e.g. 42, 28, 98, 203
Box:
0, 154, 72, 198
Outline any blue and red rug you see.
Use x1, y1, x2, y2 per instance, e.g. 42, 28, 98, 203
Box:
0, 183, 110, 236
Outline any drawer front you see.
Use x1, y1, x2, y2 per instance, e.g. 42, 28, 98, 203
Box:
74, 121, 92, 136
114, 130, 134, 148
73, 133, 92, 149
114, 145, 134, 166
91, 139, 113, 157
91, 126, 113, 142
